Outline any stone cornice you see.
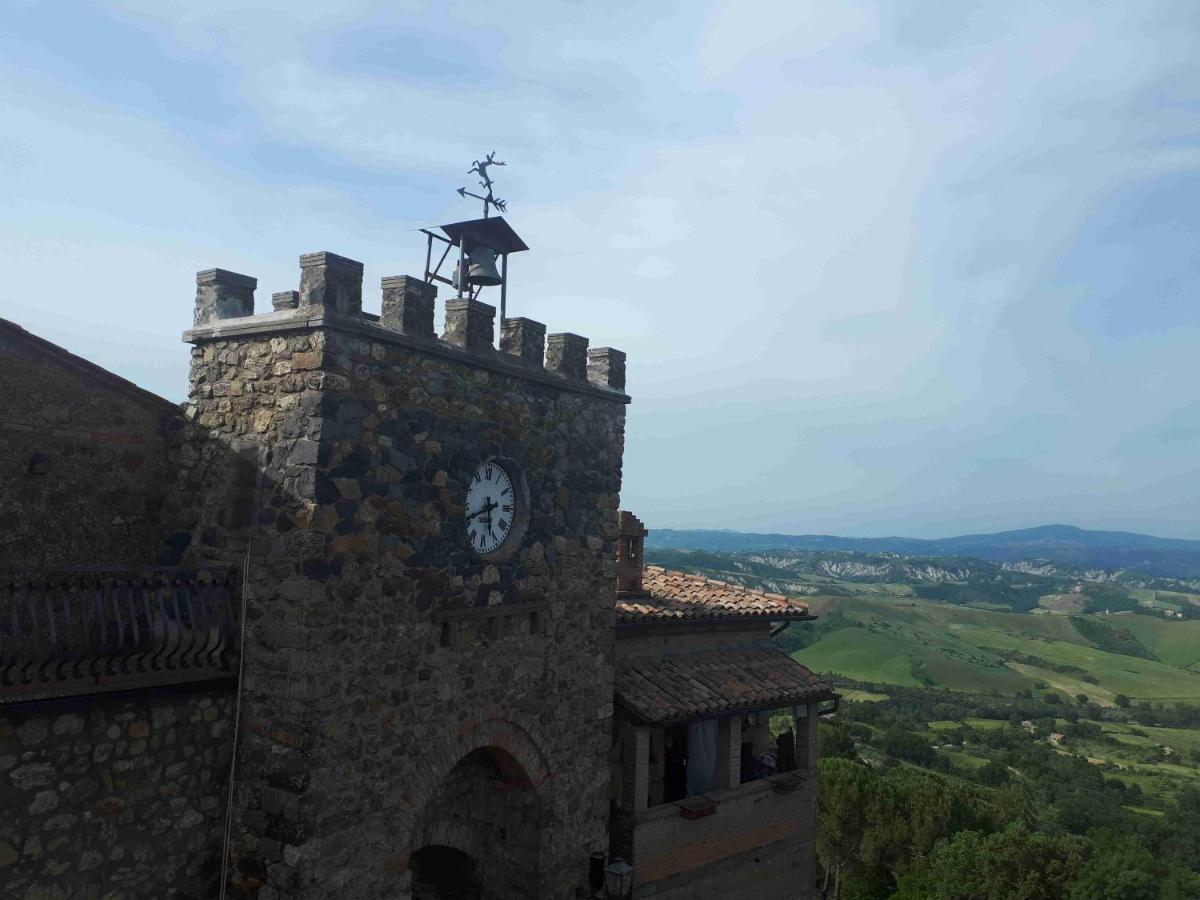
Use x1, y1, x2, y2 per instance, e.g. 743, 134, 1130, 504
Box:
183, 310, 631, 404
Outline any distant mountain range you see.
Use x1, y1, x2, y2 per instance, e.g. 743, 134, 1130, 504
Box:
645, 524, 1200, 579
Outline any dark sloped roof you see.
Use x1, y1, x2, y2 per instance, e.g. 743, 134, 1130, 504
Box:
616, 645, 834, 723
439, 216, 529, 254
0, 318, 178, 415
615, 566, 812, 623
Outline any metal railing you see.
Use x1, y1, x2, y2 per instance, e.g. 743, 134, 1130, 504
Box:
0, 567, 241, 704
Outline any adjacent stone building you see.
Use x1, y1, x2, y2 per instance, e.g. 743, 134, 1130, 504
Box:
609, 515, 833, 898
1, 242, 831, 898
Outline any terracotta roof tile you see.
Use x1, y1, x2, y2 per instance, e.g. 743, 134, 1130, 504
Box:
615, 566, 811, 623
616, 645, 834, 723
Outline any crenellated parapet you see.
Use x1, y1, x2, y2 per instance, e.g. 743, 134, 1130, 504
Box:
183, 250, 628, 397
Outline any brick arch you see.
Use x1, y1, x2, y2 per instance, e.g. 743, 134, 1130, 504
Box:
412, 819, 484, 862
398, 716, 554, 845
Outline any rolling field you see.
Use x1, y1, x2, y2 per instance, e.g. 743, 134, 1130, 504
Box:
923, 717, 1200, 803
793, 595, 1200, 703
1119, 617, 1200, 669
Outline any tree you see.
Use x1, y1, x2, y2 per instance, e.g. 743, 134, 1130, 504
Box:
819, 722, 858, 760
1162, 866, 1200, 900
1115, 694, 1131, 708
818, 759, 875, 898
1160, 787, 1200, 872
976, 760, 1010, 786
879, 726, 937, 768
1066, 830, 1160, 900
893, 825, 1089, 900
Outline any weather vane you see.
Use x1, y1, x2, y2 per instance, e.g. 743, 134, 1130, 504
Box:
457, 151, 508, 217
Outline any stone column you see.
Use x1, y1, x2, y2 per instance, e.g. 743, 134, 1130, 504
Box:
500, 317, 546, 366
194, 269, 256, 326
299, 251, 363, 316
716, 715, 742, 790
801, 703, 820, 770
648, 726, 665, 807
272, 290, 299, 311
628, 724, 648, 816
443, 298, 495, 352
546, 333, 588, 380
381, 275, 435, 337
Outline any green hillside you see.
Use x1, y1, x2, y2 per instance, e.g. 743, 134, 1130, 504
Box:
1119, 616, 1200, 669
789, 595, 1200, 704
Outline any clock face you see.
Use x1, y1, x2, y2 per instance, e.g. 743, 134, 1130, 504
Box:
465, 461, 517, 554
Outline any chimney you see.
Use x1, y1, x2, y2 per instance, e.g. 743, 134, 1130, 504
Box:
616, 511, 647, 595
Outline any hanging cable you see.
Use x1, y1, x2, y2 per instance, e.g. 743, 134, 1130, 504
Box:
219, 549, 251, 899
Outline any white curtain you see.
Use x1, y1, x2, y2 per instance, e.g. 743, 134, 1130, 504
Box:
686, 718, 718, 796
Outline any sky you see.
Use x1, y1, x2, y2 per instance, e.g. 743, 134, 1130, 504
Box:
2, 1, 1200, 539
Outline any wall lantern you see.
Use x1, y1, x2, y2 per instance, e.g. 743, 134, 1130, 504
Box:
604, 858, 635, 899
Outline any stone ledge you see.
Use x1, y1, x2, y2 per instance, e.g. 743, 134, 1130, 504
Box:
432, 600, 551, 622
182, 311, 630, 404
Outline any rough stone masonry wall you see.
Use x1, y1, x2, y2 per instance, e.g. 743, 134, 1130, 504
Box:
180, 305, 627, 898
0, 683, 236, 899
0, 321, 180, 568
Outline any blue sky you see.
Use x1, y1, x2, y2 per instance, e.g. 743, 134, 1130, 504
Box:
3, 1, 1199, 538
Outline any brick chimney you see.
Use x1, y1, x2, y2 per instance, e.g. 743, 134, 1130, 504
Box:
616, 511, 647, 595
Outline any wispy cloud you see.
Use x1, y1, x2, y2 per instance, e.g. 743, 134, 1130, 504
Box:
1, 1, 1199, 536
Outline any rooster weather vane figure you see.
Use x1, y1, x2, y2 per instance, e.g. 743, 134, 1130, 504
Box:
457, 151, 508, 216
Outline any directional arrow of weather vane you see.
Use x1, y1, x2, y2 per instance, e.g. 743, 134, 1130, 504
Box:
457, 186, 507, 215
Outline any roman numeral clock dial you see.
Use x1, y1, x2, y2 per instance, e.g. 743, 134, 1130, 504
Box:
465, 461, 518, 554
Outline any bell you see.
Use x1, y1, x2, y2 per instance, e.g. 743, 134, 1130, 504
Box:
464, 245, 502, 287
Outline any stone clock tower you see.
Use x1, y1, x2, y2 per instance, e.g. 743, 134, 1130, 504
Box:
179, 246, 628, 896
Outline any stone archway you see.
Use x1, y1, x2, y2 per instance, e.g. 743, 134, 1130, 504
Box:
411, 845, 483, 899
411, 745, 545, 900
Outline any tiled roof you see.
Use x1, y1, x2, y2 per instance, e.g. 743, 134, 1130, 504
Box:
616, 645, 834, 723
615, 566, 811, 623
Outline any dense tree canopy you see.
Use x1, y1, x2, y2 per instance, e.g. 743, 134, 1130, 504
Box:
816, 685, 1200, 899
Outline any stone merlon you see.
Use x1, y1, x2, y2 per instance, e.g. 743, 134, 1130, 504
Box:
299, 251, 363, 316
443, 298, 496, 353
587, 347, 626, 391
381, 275, 436, 339
194, 269, 257, 326
500, 317, 546, 367
546, 333, 588, 380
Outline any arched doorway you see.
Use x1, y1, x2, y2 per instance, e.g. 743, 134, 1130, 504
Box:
411, 845, 483, 899
412, 747, 544, 900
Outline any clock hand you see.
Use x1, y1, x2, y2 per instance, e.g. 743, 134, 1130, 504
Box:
467, 500, 498, 520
